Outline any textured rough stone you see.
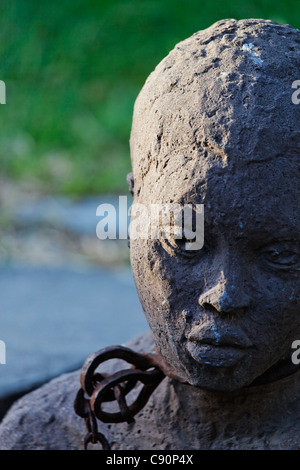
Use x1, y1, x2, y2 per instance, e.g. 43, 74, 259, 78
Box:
130, 18, 300, 200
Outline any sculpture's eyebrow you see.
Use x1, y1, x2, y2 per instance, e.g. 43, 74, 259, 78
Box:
199, 212, 299, 246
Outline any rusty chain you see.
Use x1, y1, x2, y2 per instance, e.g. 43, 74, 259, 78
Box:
74, 345, 185, 450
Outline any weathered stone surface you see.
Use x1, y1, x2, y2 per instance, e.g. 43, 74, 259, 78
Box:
130, 18, 300, 200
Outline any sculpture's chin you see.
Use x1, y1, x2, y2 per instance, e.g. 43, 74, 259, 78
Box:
185, 374, 252, 392
181, 351, 300, 392
164, 351, 261, 393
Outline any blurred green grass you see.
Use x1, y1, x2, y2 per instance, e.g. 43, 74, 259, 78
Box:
0, 0, 299, 195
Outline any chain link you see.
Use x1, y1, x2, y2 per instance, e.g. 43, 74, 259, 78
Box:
74, 345, 185, 449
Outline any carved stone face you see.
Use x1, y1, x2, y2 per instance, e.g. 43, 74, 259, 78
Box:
130, 152, 300, 391
129, 19, 300, 391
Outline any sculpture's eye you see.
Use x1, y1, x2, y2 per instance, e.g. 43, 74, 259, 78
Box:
157, 205, 205, 258
260, 242, 300, 270
161, 226, 206, 258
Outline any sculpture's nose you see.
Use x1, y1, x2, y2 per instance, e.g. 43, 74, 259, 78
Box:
198, 271, 251, 316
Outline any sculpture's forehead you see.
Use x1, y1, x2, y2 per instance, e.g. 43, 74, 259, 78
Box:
139, 152, 299, 240
139, 148, 299, 202
202, 158, 299, 239
130, 19, 300, 198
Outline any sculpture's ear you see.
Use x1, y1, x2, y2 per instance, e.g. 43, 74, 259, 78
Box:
126, 172, 134, 197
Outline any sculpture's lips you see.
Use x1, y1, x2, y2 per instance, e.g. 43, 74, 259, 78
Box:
187, 326, 253, 349
186, 341, 249, 367
186, 327, 253, 367
188, 334, 252, 349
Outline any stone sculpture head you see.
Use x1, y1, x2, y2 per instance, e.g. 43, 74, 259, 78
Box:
128, 19, 300, 391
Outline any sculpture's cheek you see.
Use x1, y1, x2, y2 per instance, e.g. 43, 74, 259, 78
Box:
131, 237, 300, 391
